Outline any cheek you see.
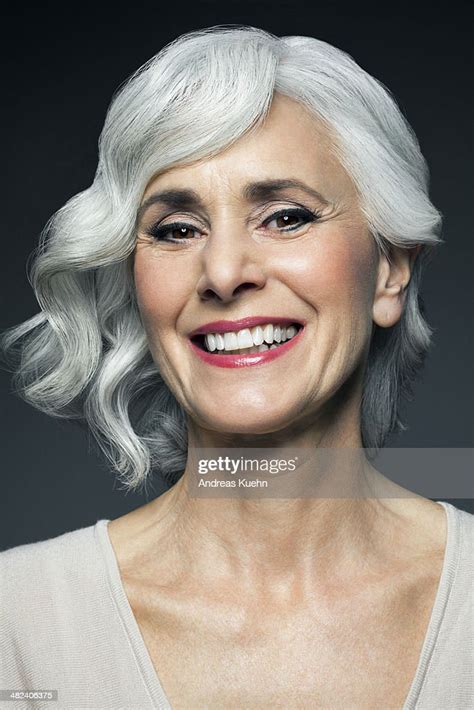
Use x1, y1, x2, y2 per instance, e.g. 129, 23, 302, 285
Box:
133, 255, 187, 334
281, 231, 376, 314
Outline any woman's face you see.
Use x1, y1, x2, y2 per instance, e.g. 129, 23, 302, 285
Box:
133, 94, 385, 435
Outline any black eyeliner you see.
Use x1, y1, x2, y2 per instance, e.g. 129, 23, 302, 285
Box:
146, 206, 321, 243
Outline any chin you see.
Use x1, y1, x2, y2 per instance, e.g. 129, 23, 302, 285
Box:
196, 404, 298, 437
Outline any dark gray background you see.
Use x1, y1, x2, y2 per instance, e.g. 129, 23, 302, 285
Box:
1, 1, 472, 551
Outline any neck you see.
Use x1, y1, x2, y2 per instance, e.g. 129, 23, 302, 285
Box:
143, 386, 400, 595
149, 470, 399, 607
144, 412, 400, 594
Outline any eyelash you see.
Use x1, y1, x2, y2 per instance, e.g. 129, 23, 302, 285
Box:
145, 207, 322, 243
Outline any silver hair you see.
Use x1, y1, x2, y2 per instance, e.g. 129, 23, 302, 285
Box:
0, 25, 442, 492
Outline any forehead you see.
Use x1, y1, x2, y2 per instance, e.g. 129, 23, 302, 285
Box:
142, 93, 357, 202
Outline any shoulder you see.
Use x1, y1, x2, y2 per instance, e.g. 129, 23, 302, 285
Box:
0, 522, 104, 614
415, 504, 474, 706
0, 521, 109, 673
0, 521, 99, 571
445, 501, 474, 552
454, 502, 474, 532
453, 503, 474, 567
438, 502, 473, 635
436, 501, 473, 590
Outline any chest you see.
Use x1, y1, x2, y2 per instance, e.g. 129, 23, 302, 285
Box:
125, 574, 439, 709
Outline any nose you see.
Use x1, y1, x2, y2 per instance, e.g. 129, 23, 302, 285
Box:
196, 220, 267, 304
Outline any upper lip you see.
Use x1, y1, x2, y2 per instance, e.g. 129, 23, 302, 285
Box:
188, 316, 306, 337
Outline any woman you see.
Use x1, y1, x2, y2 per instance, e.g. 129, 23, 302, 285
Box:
0, 26, 472, 710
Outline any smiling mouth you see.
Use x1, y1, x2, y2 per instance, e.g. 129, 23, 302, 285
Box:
190, 322, 303, 355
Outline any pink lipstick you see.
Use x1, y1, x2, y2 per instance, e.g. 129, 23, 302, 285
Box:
188, 324, 305, 368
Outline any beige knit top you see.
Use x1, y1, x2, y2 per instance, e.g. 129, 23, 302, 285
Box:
1, 500, 472, 709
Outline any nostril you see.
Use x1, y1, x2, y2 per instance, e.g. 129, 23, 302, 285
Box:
233, 283, 260, 297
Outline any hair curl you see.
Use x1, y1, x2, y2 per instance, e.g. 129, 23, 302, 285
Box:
0, 25, 442, 492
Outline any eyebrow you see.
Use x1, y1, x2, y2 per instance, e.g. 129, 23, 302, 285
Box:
136, 178, 330, 222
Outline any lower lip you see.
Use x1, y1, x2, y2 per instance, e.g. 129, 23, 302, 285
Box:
188, 327, 305, 368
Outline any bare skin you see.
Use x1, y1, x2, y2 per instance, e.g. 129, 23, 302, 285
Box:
108, 94, 447, 708
108, 489, 446, 709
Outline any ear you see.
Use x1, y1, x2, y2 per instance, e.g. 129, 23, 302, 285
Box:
372, 245, 421, 328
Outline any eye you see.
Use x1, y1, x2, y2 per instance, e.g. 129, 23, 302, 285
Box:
144, 206, 321, 244
146, 221, 202, 243
262, 207, 320, 233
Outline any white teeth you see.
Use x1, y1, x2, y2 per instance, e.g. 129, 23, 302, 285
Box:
224, 332, 238, 351
205, 333, 217, 352
270, 344, 278, 349
251, 325, 264, 346
263, 324, 274, 344
237, 328, 254, 349
200, 322, 301, 353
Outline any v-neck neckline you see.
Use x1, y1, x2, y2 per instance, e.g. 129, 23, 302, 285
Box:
95, 500, 458, 710
401, 500, 459, 708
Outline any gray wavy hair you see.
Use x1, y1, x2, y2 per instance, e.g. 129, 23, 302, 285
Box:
0, 25, 442, 493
